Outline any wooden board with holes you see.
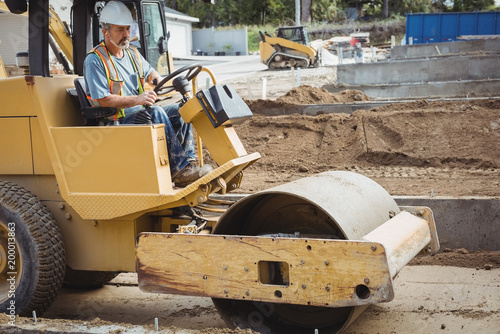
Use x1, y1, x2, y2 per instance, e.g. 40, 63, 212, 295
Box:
136, 233, 394, 308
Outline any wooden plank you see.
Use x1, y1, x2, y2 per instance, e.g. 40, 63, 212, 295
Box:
136, 233, 394, 308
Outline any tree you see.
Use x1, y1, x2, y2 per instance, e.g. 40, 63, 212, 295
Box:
177, 0, 296, 27
431, 0, 450, 12
311, 0, 338, 22
392, 0, 433, 14
452, 0, 495, 11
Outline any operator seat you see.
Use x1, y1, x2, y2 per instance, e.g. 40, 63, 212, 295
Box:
73, 77, 117, 125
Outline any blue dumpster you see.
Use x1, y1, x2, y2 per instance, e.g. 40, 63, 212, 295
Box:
406, 12, 500, 44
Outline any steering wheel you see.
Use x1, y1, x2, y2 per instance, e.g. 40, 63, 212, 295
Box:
153, 63, 203, 95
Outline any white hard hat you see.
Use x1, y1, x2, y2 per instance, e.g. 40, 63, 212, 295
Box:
100, 1, 134, 26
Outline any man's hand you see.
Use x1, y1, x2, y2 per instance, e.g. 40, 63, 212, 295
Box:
148, 70, 163, 86
138, 90, 157, 106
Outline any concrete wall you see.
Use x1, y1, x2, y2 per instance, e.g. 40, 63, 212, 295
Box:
325, 79, 500, 99
395, 197, 500, 251
251, 97, 499, 116
192, 28, 248, 56
215, 194, 500, 251
251, 101, 393, 116
391, 39, 500, 60
336, 55, 500, 86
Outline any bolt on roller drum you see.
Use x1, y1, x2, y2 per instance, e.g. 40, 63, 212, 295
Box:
212, 171, 400, 334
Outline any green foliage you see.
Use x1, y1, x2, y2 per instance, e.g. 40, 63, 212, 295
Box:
247, 28, 262, 52
175, 0, 497, 30
362, 0, 433, 16
247, 24, 276, 52
311, 0, 338, 22
392, 0, 433, 14
452, 0, 495, 11
177, 0, 296, 28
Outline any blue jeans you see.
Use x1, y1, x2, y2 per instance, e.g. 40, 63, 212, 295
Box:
121, 104, 195, 176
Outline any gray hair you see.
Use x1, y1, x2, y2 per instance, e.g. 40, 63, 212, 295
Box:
101, 23, 112, 32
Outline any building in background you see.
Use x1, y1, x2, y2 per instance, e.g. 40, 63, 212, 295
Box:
165, 7, 199, 57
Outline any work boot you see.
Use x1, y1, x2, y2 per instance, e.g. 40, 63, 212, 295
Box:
172, 164, 213, 187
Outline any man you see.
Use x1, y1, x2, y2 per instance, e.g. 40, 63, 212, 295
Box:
84, 1, 211, 186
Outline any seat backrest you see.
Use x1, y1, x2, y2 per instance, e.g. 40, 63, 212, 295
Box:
74, 77, 91, 108
71, 77, 117, 125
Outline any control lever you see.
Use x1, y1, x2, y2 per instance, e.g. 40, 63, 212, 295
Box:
134, 106, 153, 124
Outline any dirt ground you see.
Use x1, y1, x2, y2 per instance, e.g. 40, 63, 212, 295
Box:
3, 67, 500, 333
3, 263, 499, 333
230, 86, 500, 198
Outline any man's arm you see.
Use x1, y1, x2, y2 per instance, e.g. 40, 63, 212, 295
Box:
85, 52, 158, 109
96, 90, 157, 108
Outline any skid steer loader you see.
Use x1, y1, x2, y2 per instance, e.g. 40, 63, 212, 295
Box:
0, 0, 439, 332
259, 26, 319, 69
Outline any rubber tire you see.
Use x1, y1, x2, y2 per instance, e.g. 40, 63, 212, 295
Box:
0, 181, 65, 316
64, 267, 118, 289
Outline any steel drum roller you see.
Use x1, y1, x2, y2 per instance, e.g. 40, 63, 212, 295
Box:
212, 171, 401, 333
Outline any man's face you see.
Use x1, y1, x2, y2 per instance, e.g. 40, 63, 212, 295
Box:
106, 24, 131, 49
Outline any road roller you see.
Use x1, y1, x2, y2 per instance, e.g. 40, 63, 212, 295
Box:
0, 0, 438, 328
137, 171, 439, 333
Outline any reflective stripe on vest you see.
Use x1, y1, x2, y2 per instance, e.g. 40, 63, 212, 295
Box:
87, 42, 146, 119
125, 47, 146, 95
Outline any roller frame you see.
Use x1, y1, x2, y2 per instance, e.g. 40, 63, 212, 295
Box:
136, 171, 440, 333
136, 208, 438, 308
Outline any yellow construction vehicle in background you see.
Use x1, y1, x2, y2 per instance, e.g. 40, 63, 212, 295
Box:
0, 0, 439, 333
0, 0, 74, 74
259, 26, 319, 69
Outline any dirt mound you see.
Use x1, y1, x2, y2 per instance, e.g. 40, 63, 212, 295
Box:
355, 99, 500, 168
276, 86, 369, 104
245, 87, 370, 115
234, 99, 500, 196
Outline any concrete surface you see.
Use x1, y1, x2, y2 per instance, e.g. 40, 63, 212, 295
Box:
336, 55, 500, 86
345, 266, 500, 333
3, 266, 499, 333
391, 39, 500, 60
174, 55, 266, 84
